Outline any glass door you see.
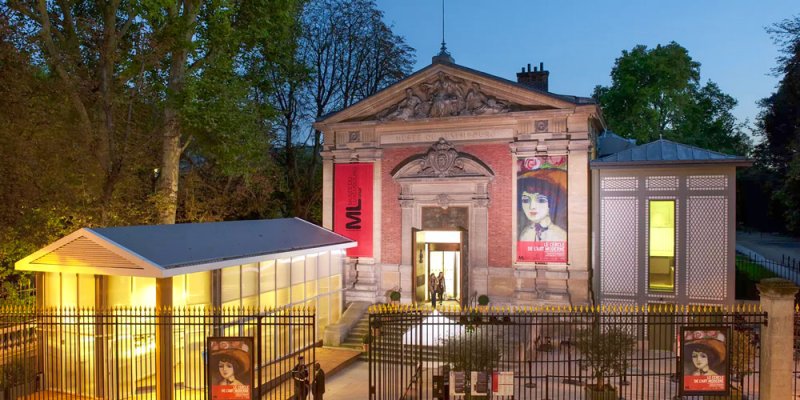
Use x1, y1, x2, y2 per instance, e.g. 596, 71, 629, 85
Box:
428, 243, 460, 302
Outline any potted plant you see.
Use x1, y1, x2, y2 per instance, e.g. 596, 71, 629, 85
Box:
477, 295, 489, 311
574, 325, 635, 400
389, 290, 401, 304
0, 356, 36, 400
715, 329, 757, 400
362, 331, 373, 352
440, 328, 502, 399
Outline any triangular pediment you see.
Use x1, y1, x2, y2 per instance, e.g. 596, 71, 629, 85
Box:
16, 228, 163, 277
317, 63, 579, 125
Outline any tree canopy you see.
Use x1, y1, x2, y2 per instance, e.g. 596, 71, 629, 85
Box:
0, 0, 413, 304
594, 42, 750, 156
744, 15, 800, 233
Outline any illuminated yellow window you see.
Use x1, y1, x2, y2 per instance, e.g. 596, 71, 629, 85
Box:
649, 200, 675, 292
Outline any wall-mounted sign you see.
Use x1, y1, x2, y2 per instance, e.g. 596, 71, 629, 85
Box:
679, 327, 730, 396
334, 163, 373, 257
516, 156, 568, 263
208, 337, 254, 400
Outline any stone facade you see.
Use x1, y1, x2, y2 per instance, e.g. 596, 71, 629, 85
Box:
317, 61, 602, 307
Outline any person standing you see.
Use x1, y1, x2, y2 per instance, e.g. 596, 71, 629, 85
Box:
291, 355, 310, 400
429, 273, 437, 308
312, 363, 325, 400
437, 271, 446, 303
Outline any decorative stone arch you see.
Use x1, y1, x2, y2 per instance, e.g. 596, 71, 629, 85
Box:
391, 138, 495, 302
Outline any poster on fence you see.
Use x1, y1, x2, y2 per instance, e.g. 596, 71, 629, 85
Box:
471, 371, 490, 397
449, 371, 467, 398
679, 326, 730, 396
208, 337, 254, 400
492, 371, 514, 397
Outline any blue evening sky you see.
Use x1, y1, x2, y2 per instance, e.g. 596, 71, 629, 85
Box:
375, 0, 799, 128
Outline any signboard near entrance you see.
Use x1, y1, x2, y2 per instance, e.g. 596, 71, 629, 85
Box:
679, 326, 730, 397
516, 156, 568, 263
334, 163, 373, 257
207, 337, 254, 400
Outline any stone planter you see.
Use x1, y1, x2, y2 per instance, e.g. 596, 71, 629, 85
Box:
583, 385, 617, 400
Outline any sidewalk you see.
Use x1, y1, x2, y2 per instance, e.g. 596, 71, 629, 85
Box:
737, 230, 800, 264
324, 360, 369, 399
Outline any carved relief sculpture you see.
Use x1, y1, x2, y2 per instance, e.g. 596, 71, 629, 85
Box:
378, 73, 510, 121
418, 138, 466, 177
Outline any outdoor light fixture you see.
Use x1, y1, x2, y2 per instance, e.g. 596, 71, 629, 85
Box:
418, 249, 424, 264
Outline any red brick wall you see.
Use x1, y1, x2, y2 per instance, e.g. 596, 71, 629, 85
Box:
381, 146, 426, 265
460, 144, 512, 268
380, 143, 513, 268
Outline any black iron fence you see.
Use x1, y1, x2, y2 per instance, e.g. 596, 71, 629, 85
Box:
737, 250, 800, 292
368, 304, 765, 400
0, 306, 315, 400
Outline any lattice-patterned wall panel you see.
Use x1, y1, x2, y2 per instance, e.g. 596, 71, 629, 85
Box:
601, 177, 638, 192
600, 197, 638, 296
687, 196, 728, 300
646, 176, 678, 191
687, 175, 727, 191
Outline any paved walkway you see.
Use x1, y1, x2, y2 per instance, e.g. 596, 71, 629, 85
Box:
324, 360, 369, 399
737, 231, 800, 284
737, 231, 800, 264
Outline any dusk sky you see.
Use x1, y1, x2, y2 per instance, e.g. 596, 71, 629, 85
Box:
375, 1, 800, 129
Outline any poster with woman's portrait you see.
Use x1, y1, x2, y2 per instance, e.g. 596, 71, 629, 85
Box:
208, 337, 254, 400
680, 327, 730, 396
516, 156, 568, 263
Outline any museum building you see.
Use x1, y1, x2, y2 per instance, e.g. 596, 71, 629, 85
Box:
317, 53, 748, 308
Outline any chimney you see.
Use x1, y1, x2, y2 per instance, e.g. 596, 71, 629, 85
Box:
516, 61, 549, 92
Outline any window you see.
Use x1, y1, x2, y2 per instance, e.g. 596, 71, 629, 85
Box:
649, 200, 675, 292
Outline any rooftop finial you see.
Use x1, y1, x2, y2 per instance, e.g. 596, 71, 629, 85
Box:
432, 0, 454, 64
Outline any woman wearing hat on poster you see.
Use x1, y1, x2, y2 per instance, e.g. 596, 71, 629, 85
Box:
684, 330, 726, 376
210, 340, 251, 386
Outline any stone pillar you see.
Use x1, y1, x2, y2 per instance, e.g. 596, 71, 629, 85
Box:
321, 155, 334, 230
757, 278, 798, 399
155, 277, 174, 400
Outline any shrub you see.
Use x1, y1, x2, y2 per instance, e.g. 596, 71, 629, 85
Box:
574, 325, 635, 390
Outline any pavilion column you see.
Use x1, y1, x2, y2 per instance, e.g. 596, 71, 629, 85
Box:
156, 277, 174, 400
94, 276, 108, 398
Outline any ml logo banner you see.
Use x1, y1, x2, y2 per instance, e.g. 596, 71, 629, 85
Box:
334, 163, 374, 257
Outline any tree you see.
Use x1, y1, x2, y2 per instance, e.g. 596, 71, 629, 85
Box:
751, 15, 800, 233
267, 0, 415, 221
0, 1, 301, 305
594, 42, 750, 155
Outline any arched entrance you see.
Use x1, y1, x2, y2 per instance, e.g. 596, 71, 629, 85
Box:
392, 138, 494, 306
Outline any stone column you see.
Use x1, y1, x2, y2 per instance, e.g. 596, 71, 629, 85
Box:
757, 278, 798, 399
321, 154, 334, 230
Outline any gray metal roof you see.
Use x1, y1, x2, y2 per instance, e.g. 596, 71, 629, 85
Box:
89, 218, 353, 269
596, 131, 637, 157
591, 139, 751, 168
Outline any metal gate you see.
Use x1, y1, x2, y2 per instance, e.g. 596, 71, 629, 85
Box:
368, 304, 765, 400
0, 306, 315, 400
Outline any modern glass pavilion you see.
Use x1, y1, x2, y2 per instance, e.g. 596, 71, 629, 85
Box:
15, 217, 353, 398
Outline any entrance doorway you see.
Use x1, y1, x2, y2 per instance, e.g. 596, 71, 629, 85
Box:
413, 230, 464, 304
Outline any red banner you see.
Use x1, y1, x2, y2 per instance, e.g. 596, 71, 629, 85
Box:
334, 163, 373, 257
517, 241, 568, 263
